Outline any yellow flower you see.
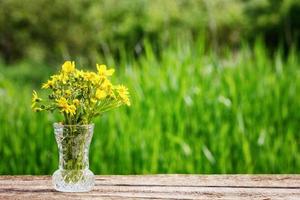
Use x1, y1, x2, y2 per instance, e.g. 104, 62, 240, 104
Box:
95, 89, 107, 100
102, 78, 112, 90
32, 90, 39, 102
58, 73, 69, 84
62, 61, 75, 73
96, 64, 115, 76
56, 97, 76, 116
42, 79, 54, 89
56, 97, 68, 107
31, 90, 41, 108
65, 89, 72, 96
75, 70, 85, 78
83, 72, 100, 84
73, 99, 80, 106
67, 105, 76, 116
51, 75, 61, 82
116, 85, 130, 106
50, 73, 67, 84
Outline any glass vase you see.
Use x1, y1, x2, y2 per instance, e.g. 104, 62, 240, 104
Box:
52, 123, 95, 192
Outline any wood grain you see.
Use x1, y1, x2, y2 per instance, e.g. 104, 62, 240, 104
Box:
0, 175, 299, 199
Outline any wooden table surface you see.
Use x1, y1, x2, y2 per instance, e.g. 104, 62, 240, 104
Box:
0, 175, 299, 199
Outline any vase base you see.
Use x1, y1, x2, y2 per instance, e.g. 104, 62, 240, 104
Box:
52, 169, 95, 192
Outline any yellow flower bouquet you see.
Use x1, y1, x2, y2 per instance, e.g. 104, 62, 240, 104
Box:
32, 61, 130, 192
32, 61, 130, 124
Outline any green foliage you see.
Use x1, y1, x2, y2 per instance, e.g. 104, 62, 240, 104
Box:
0, 0, 299, 64
245, 0, 300, 46
0, 40, 299, 174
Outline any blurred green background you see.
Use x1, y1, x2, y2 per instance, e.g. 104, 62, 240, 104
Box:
0, 0, 299, 174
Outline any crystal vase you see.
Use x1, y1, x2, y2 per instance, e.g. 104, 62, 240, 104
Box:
52, 123, 95, 192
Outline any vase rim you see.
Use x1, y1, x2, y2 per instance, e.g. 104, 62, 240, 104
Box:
53, 123, 94, 128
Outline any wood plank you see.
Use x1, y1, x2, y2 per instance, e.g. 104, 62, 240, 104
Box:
1, 175, 299, 187
0, 175, 299, 200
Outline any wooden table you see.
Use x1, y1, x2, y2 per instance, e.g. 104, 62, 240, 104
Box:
0, 175, 299, 199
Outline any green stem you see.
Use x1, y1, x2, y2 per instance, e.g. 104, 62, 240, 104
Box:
61, 126, 87, 183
